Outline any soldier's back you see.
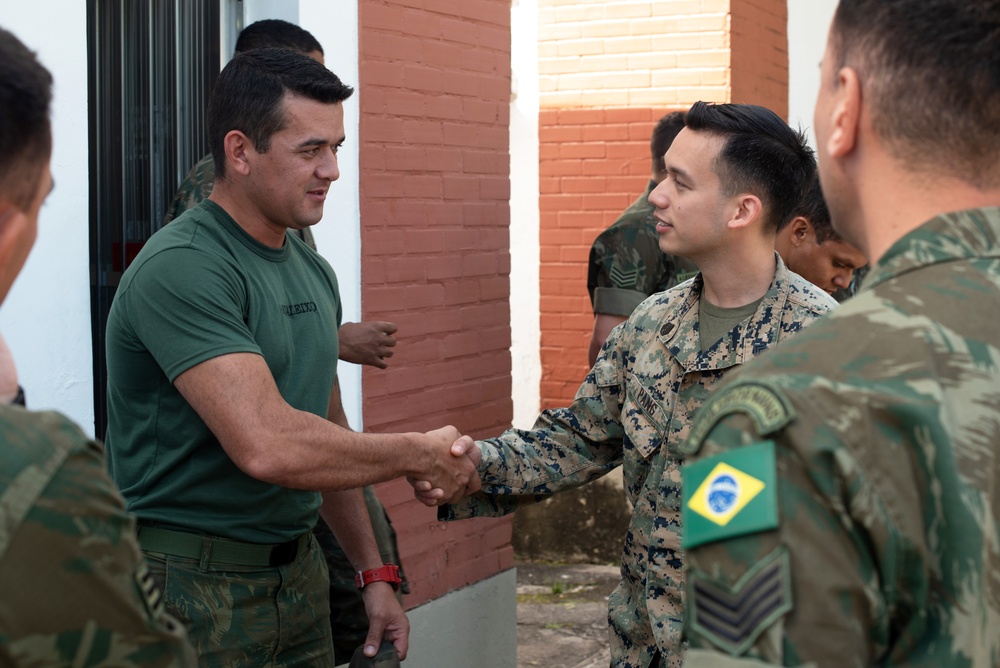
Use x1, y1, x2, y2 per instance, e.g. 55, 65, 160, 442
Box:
0, 406, 195, 667
682, 208, 1000, 666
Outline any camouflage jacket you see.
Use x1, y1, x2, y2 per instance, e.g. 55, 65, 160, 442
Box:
680, 208, 1000, 668
444, 254, 836, 668
588, 181, 699, 317
0, 407, 195, 667
163, 154, 316, 249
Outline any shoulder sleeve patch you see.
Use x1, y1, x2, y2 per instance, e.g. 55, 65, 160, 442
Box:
687, 547, 792, 656
682, 440, 778, 549
681, 381, 795, 456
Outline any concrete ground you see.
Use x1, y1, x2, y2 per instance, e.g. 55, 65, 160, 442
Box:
516, 560, 619, 668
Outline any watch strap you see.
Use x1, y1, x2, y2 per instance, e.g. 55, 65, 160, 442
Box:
355, 564, 401, 591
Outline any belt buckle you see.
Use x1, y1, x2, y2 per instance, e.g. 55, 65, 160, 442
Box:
268, 537, 299, 566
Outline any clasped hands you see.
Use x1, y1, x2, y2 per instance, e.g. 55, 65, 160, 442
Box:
409, 427, 481, 507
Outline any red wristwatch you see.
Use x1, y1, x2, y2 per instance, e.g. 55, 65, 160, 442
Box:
355, 564, 401, 591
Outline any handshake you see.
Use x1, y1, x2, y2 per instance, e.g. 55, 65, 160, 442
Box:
408, 427, 481, 507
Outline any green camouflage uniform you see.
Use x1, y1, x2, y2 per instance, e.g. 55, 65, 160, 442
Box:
679, 208, 1000, 667
443, 254, 836, 668
588, 181, 699, 317
163, 160, 405, 664
0, 406, 195, 667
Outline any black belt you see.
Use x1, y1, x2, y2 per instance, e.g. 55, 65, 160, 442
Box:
137, 524, 307, 567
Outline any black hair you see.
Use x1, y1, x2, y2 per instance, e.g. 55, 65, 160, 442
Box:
685, 101, 816, 234
782, 177, 840, 244
651, 112, 686, 174
0, 26, 53, 209
208, 48, 354, 179
235, 19, 323, 56
831, 0, 1000, 188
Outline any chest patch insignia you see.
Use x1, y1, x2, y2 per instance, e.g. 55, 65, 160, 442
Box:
682, 440, 777, 549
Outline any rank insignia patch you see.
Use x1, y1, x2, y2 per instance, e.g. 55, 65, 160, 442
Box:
682, 440, 778, 549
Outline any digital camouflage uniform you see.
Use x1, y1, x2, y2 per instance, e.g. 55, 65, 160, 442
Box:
0, 406, 195, 667
588, 180, 699, 317
680, 208, 1000, 667
163, 159, 406, 664
444, 254, 836, 668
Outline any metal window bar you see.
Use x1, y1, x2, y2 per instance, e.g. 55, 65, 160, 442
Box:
88, 0, 221, 437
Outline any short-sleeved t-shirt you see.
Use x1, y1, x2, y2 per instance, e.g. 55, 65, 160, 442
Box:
105, 199, 342, 543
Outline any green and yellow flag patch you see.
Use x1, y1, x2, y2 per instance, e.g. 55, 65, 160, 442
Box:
682, 441, 778, 549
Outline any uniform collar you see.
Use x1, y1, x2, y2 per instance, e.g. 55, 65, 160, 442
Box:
863, 207, 1000, 292
658, 252, 791, 372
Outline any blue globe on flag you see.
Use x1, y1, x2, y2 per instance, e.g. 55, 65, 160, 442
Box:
707, 474, 739, 514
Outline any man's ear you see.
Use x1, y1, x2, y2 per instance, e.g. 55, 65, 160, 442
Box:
826, 66, 862, 159
0, 205, 31, 300
727, 194, 762, 231
223, 130, 254, 177
788, 217, 813, 247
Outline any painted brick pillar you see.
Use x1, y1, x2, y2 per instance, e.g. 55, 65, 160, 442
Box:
357, 0, 514, 607
537, 0, 788, 409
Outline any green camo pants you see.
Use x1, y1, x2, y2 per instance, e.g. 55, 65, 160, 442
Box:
144, 534, 334, 668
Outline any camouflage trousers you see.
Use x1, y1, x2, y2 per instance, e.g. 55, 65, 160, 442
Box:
313, 485, 407, 665
144, 533, 335, 668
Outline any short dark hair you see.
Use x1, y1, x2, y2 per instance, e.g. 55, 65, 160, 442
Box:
235, 19, 323, 56
782, 177, 840, 244
208, 48, 354, 179
685, 101, 816, 233
830, 0, 1000, 188
651, 112, 686, 174
0, 27, 53, 210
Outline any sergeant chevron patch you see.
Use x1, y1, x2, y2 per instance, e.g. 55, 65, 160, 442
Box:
688, 547, 792, 655
609, 264, 639, 288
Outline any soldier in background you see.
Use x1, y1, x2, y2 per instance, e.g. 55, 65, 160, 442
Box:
164, 20, 406, 665
680, 1, 1000, 665
0, 25, 194, 666
586, 112, 698, 366
426, 102, 835, 668
775, 176, 866, 298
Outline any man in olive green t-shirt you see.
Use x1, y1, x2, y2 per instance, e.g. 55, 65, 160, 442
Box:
106, 49, 478, 667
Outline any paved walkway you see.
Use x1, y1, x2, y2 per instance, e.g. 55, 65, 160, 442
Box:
515, 561, 619, 668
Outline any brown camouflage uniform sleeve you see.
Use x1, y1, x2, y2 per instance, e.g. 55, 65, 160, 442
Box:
0, 408, 195, 667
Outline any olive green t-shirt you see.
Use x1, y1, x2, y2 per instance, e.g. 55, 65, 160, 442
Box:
105, 200, 341, 543
698, 296, 764, 351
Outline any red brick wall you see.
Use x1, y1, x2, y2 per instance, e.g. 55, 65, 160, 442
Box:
538, 0, 789, 408
730, 0, 788, 114
357, 0, 514, 608
538, 107, 676, 406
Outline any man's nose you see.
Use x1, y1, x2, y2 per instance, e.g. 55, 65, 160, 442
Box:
318, 149, 340, 182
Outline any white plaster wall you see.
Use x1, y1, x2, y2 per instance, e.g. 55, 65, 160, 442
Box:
299, 0, 364, 430
788, 0, 839, 149
0, 1, 94, 434
509, 0, 542, 429
397, 569, 518, 668
241, 0, 365, 430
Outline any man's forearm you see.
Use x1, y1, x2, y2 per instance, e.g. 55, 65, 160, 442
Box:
319, 489, 382, 571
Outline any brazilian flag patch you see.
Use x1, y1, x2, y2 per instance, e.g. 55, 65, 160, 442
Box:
682, 440, 778, 549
